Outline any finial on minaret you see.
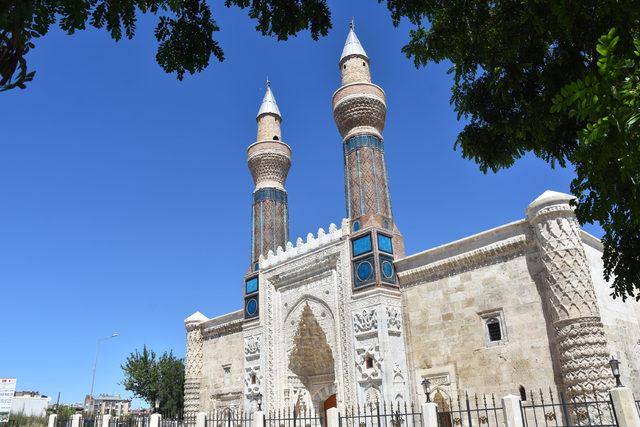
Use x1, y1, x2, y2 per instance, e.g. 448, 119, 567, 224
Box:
257, 79, 281, 119
341, 20, 368, 62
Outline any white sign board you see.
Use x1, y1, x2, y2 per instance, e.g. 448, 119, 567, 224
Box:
0, 378, 16, 423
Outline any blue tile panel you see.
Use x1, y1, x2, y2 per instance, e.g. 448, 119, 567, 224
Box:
379, 255, 397, 284
245, 297, 259, 317
352, 233, 372, 257
353, 255, 376, 288
345, 134, 384, 152
245, 277, 258, 294
253, 187, 288, 204
377, 233, 393, 254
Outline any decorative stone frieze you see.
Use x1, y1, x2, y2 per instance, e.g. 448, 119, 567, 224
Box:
260, 220, 347, 270
353, 309, 378, 335
386, 307, 402, 333
397, 233, 527, 287
244, 335, 260, 360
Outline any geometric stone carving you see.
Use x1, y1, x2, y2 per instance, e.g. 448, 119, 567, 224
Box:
289, 304, 335, 378
527, 191, 614, 399
386, 307, 401, 333
353, 309, 378, 335
244, 335, 261, 360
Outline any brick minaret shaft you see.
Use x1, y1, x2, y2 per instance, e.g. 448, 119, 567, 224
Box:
248, 82, 291, 270
332, 23, 404, 256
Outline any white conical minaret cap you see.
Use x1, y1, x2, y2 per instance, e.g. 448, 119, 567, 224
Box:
340, 20, 368, 61
257, 80, 281, 119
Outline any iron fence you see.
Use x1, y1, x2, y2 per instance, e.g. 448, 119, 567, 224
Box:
520, 389, 616, 427
206, 408, 253, 427
339, 401, 422, 427
56, 416, 73, 427
436, 393, 502, 427
265, 406, 322, 427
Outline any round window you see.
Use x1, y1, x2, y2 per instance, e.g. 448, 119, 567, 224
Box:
246, 298, 258, 316
356, 261, 373, 282
381, 260, 394, 279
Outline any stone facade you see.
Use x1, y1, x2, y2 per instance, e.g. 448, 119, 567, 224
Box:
183, 24, 640, 418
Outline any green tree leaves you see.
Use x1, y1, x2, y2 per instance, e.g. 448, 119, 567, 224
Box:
121, 345, 185, 415
0, 0, 332, 91
552, 29, 640, 300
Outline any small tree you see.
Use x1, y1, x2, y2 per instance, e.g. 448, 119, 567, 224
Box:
121, 345, 185, 415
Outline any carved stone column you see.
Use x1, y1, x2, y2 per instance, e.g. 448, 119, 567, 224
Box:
184, 312, 207, 414
526, 191, 613, 399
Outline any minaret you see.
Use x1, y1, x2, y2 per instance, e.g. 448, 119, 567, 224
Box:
244, 81, 291, 319
333, 22, 404, 290
248, 81, 291, 269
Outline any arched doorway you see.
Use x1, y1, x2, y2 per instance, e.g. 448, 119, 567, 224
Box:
288, 304, 336, 417
323, 394, 337, 427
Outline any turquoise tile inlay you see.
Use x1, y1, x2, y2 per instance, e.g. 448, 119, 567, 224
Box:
352, 234, 372, 257
245, 277, 258, 294
246, 298, 258, 316
377, 233, 393, 254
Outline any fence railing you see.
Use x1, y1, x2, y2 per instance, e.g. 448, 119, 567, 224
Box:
520, 389, 616, 427
339, 401, 422, 427
206, 409, 252, 427
436, 393, 502, 427
265, 406, 322, 427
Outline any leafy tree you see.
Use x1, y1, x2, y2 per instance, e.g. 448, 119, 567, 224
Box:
0, 0, 331, 91
384, 1, 640, 299
55, 405, 76, 418
551, 29, 640, 300
121, 345, 184, 415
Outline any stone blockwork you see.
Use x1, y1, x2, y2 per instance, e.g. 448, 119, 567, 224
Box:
199, 311, 245, 411
396, 221, 557, 399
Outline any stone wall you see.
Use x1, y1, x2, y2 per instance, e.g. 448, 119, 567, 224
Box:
199, 315, 245, 411
396, 221, 558, 401
400, 253, 557, 399
584, 235, 640, 393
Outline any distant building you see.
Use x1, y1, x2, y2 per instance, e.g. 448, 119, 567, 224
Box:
84, 394, 130, 416
10, 391, 49, 417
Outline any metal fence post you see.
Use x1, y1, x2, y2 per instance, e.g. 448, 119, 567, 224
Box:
421, 402, 438, 427
48, 414, 57, 427
501, 395, 524, 427
610, 387, 640, 427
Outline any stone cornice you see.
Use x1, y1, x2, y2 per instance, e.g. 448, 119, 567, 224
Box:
396, 233, 528, 288
200, 310, 244, 339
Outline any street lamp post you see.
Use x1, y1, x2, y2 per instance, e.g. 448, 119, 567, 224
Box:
89, 332, 119, 410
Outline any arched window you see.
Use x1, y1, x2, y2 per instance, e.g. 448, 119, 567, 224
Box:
250, 373, 257, 384
273, 135, 279, 141
486, 317, 502, 342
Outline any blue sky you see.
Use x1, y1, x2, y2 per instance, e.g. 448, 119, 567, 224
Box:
0, 0, 599, 408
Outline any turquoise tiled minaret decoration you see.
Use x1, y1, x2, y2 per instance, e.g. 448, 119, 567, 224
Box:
245, 81, 291, 319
